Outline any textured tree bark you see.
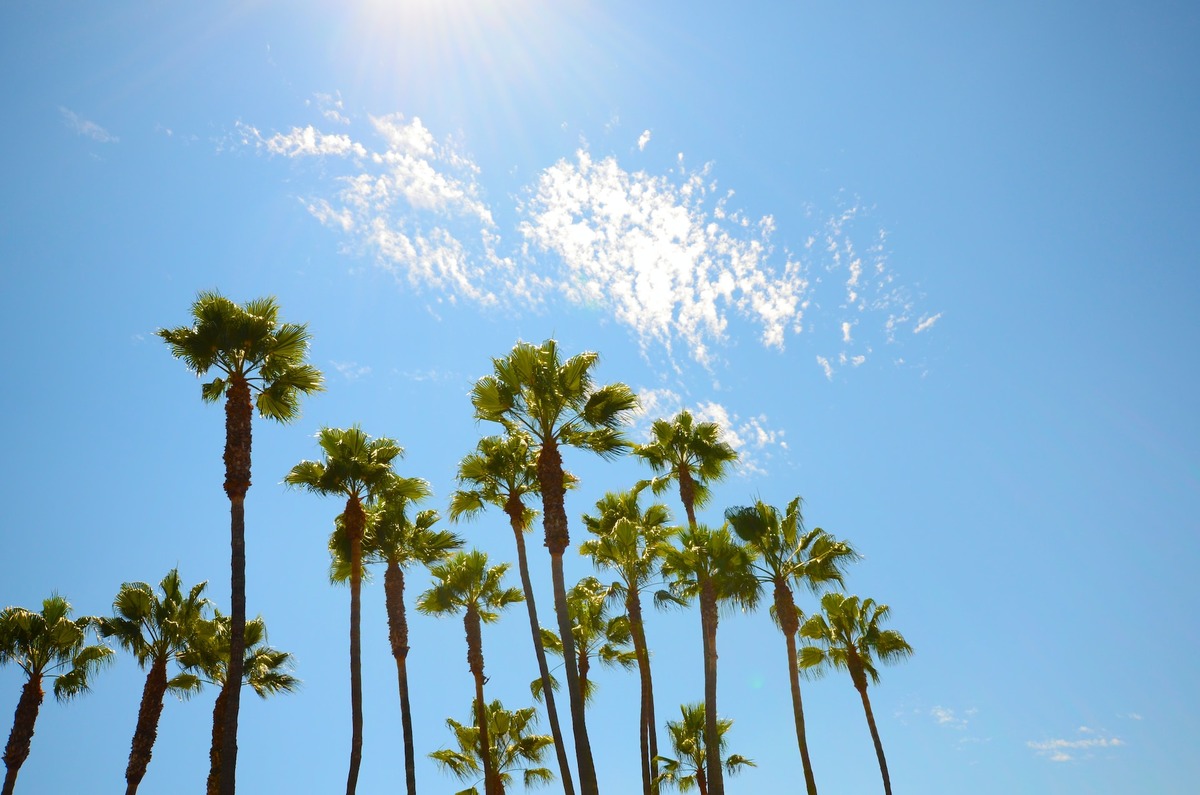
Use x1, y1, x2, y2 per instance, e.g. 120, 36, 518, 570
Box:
207, 679, 231, 795
538, 438, 599, 795
345, 496, 367, 795
218, 374, 252, 795
627, 591, 659, 795
384, 562, 418, 795
465, 606, 499, 795
776, 582, 818, 795
677, 467, 698, 529
2, 674, 44, 795
852, 660, 891, 795
505, 496, 575, 795
700, 579, 724, 795
126, 656, 169, 795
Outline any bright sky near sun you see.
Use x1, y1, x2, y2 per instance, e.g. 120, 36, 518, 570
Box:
2, 2, 1198, 793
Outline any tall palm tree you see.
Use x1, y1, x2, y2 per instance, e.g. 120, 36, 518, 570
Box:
180, 613, 298, 795
362, 479, 462, 795
580, 488, 678, 795
1, 596, 113, 795
471, 339, 637, 795
430, 699, 555, 795
634, 411, 737, 529
158, 292, 322, 795
653, 703, 754, 795
97, 570, 210, 795
660, 525, 757, 795
418, 550, 524, 795
533, 576, 638, 704
449, 434, 575, 795
799, 593, 913, 795
285, 426, 403, 795
725, 498, 857, 795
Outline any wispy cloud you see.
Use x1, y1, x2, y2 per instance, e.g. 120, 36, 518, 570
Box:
1028, 728, 1125, 762
59, 107, 118, 143
238, 105, 937, 375
331, 361, 372, 380
931, 706, 971, 730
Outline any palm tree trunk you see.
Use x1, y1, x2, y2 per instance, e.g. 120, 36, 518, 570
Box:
856, 682, 892, 795
677, 470, 698, 529
699, 580, 724, 795
126, 656, 169, 795
2, 673, 44, 795
627, 591, 658, 795
344, 497, 367, 795
506, 506, 575, 795
218, 375, 252, 795
776, 584, 818, 795
384, 561, 418, 795
208, 679, 231, 795
465, 606, 498, 795
538, 439, 599, 795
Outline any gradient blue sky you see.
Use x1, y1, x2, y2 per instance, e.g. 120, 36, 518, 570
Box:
2, 2, 1198, 793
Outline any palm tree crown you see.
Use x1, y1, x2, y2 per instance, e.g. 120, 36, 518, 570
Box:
431, 699, 555, 795
1, 596, 113, 795
634, 411, 737, 528
654, 702, 754, 795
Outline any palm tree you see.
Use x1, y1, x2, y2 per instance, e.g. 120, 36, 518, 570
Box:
449, 434, 575, 795
1, 596, 113, 795
660, 525, 757, 795
799, 593, 913, 795
180, 613, 298, 795
97, 570, 210, 795
418, 550, 524, 795
430, 699, 555, 795
158, 292, 322, 795
634, 411, 737, 529
653, 703, 754, 795
725, 498, 857, 795
580, 488, 678, 795
363, 479, 462, 795
532, 576, 638, 704
285, 426, 403, 795
471, 339, 637, 795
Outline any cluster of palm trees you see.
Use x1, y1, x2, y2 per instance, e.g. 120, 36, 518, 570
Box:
1, 293, 915, 795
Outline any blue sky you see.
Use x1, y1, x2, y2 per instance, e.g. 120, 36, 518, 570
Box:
2, 1, 1198, 793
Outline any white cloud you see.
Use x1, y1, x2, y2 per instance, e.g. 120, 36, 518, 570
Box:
637, 130, 651, 151
932, 706, 968, 730
242, 122, 367, 158
1028, 733, 1124, 762
331, 361, 371, 380
312, 91, 350, 125
59, 107, 118, 143
913, 312, 942, 334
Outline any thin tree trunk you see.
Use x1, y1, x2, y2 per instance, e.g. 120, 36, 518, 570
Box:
208, 679, 231, 795
699, 581, 723, 795
677, 469, 698, 529
2, 674, 44, 795
856, 683, 891, 795
345, 497, 366, 795
506, 504, 575, 795
538, 439, 599, 795
219, 375, 252, 795
465, 607, 498, 795
627, 591, 658, 795
384, 561, 417, 795
126, 656, 169, 795
776, 583, 817, 795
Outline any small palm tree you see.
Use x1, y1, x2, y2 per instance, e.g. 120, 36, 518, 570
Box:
580, 488, 678, 795
471, 339, 637, 795
179, 613, 298, 795
533, 576, 638, 705
634, 411, 737, 529
1, 596, 113, 795
159, 292, 322, 795
449, 434, 575, 794
97, 570, 210, 795
654, 703, 754, 795
418, 550, 524, 795
430, 699, 555, 795
725, 497, 857, 795
285, 425, 403, 795
362, 479, 462, 795
660, 525, 757, 795
799, 593, 913, 795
